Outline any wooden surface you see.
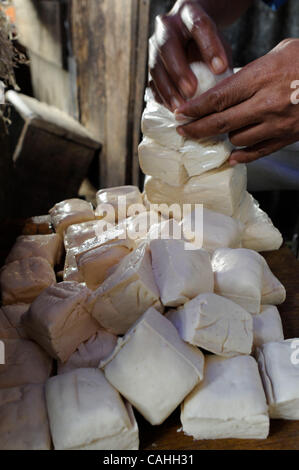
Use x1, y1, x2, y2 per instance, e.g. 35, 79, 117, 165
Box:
139, 246, 299, 450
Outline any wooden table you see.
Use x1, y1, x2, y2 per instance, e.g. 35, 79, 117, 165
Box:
139, 246, 299, 450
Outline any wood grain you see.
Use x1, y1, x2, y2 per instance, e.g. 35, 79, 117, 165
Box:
139, 246, 299, 450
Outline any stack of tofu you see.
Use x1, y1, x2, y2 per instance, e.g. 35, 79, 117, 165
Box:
140, 62, 283, 253
0, 64, 298, 451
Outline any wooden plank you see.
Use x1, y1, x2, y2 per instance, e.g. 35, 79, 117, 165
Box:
138, 246, 299, 450
13, 0, 64, 67
70, 0, 150, 188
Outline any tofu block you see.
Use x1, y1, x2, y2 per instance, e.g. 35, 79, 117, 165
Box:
257, 340, 299, 419
57, 329, 117, 375
253, 305, 284, 348
6, 233, 63, 267
23, 215, 53, 235
181, 139, 233, 177
138, 137, 188, 186
96, 186, 143, 223
64, 219, 107, 250
0, 304, 29, 339
144, 163, 247, 216
212, 248, 264, 314
0, 338, 52, 388
238, 193, 283, 252
49, 198, 95, 235
88, 243, 163, 335
46, 368, 139, 450
141, 99, 184, 150
0, 257, 56, 305
262, 261, 286, 305
181, 207, 243, 252
101, 307, 204, 425
167, 293, 253, 356
181, 355, 269, 439
150, 239, 214, 307
22, 282, 99, 362
76, 240, 135, 290
0, 384, 51, 449
125, 210, 164, 244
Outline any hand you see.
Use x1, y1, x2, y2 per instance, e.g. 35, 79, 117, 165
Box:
149, 0, 229, 111
176, 39, 299, 164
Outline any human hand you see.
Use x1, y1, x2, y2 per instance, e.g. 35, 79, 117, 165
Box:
149, 0, 229, 111
176, 39, 299, 164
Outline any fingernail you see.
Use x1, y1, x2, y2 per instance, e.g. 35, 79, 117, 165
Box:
171, 97, 180, 112
179, 79, 194, 99
175, 112, 190, 123
211, 57, 225, 74
177, 127, 186, 136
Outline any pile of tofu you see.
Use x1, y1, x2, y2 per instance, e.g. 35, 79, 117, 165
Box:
0, 63, 298, 450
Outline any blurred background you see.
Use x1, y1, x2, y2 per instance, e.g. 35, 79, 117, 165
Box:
1, 0, 299, 260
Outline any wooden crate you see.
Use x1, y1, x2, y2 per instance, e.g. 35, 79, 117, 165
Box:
6, 90, 101, 217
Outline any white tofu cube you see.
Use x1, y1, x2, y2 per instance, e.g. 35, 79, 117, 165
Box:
150, 239, 214, 307
101, 307, 204, 425
0, 257, 56, 305
0, 384, 51, 449
46, 368, 139, 450
253, 305, 284, 348
181, 139, 233, 177
257, 339, 299, 419
49, 198, 95, 235
181, 355, 269, 439
138, 137, 188, 187
0, 304, 29, 339
57, 329, 117, 375
88, 243, 163, 335
0, 338, 52, 389
96, 186, 143, 223
6, 233, 63, 267
22, 282, 98, 362
167, 293, 253, 356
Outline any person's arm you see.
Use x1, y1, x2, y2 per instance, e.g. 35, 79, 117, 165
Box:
149, 0, 254, 110
176, 39, 299, 164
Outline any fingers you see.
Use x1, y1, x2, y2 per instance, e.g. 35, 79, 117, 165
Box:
149, 39, 185, 111
180, 2, 228, 74
154, 15, 198, 99
175, 67, 256, 119
229, 138, 292, 165
177, 100, 261, 139
229, 123, 270, 147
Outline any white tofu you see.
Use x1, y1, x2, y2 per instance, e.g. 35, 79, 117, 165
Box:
101, 307, 204, 425
253, 305, 284, 348
257, 340, 299, 419
150, 239, 213, 307
125, 210, 164, 244
0, 257, 56, 305
167, 293, 253, 356
261, 261, 286, 305
96, 186, 143, 223
147, 218, 183, 241
88, 243, 163, 335
181, 355, 269, 439
141, 99, 184, 150
238, 193, 283, 252
0, 339, 52, 389
22, 282, 99, 362
76, 240, 134, 290
0, 384, 51, 449
181, 139, 233, 177
6, 234, 63, 267
144, 164, 247, 216
138, 137, 188, 187
0, 304, 29, 339
212, 248, 264, 314
181, 207, 243, 252
46, 368, 139, 450
49, 198, 95, 235
64, 220, 108, 250
189, 62, 232, 100
57, 329, 117, 375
